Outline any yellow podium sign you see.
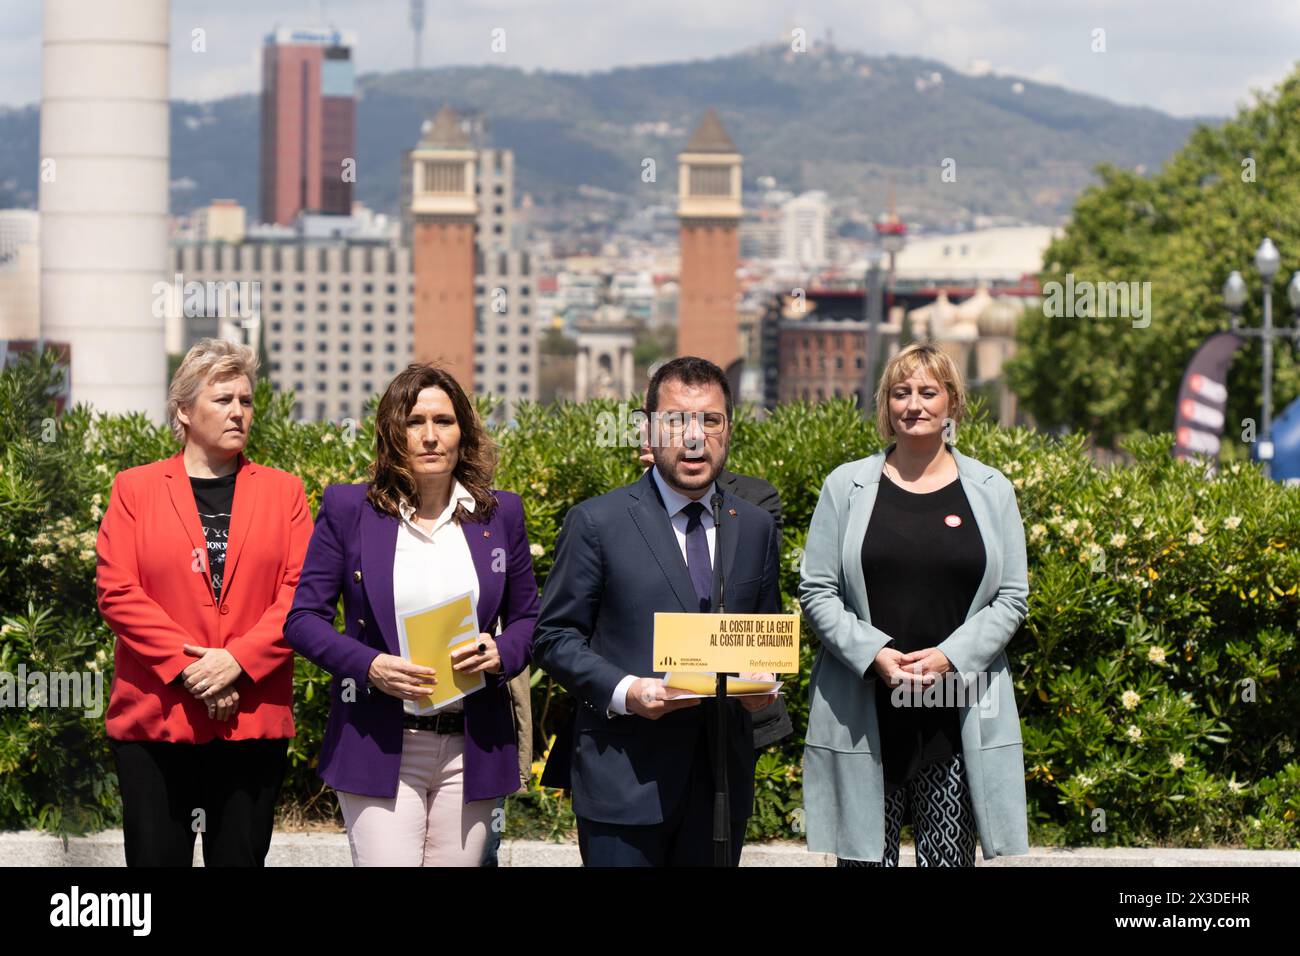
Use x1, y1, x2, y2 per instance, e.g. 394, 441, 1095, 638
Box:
653, 613, 800, 673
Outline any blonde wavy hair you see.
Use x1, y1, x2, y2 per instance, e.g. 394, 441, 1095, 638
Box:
873, 343, 967, 442
168, 338, 258, 444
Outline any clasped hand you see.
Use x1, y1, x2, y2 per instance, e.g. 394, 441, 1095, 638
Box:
873, 646, 952, 685
181, 645, 244, 721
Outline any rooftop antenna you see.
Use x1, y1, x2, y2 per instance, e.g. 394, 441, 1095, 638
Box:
410, 0, 426, 69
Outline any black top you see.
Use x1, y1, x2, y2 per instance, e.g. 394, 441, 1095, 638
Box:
190, 465, 238, 602
860, 469, 985, 791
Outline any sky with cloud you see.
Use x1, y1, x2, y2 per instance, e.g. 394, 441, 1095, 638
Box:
2, 0, 1298, 118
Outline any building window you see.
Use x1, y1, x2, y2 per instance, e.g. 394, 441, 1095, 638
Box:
271, 322, 282, 333
316, 361, 327, 373
386, 283, 396, 294
341, 282, 351, 294
386, 303, 396, 314
318, 282, 328, 294
497, 344, 507, 355
385, 343, 395, 353
294, 282, 305, 293
272, 301, 283, 312
293, 361, 303, 372
363, 303, 373, 313
689, 165, 731, 197
272, 281, 282, 293
317, 342, 327, 353
385, 323, 396, 334
317, 322, 328, 334
294, 302, 305, 313
363, 322, 374, 333
363, 282, 374, 294
421, 159, 465, 194
341, 302, 351, 313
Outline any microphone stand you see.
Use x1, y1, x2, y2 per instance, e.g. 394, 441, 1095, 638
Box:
710, 491, 733, 867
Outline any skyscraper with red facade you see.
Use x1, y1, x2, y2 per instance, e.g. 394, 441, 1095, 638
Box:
259, 27, 356, 225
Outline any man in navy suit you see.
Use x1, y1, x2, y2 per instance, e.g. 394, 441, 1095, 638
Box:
534, 356, 782, 866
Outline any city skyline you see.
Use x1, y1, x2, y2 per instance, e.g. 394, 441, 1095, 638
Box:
1, 0, 1299, 119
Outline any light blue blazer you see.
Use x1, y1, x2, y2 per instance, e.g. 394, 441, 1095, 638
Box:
798, 442, 1030, 862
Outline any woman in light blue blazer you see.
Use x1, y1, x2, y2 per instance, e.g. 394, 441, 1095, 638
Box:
799, 343, 1029, 866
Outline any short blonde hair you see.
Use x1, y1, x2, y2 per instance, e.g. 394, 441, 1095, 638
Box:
874, 343, 967, 442
168, 338, 258, 443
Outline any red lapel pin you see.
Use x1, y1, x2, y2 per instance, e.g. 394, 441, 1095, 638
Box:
483, 530, 491, 538
728, 509, 737, 516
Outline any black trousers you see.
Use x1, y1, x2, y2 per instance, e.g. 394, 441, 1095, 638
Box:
111, 738, 289, 867
577, 721, 750, 867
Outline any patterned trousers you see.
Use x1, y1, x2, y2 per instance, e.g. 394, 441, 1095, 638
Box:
837, 751, 977, 867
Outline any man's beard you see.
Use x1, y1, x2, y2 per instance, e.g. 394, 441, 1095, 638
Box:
653, 440, 729, 491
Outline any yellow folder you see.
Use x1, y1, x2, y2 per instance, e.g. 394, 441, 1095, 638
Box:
662, 672, 783, 698
396, 591, 484, 714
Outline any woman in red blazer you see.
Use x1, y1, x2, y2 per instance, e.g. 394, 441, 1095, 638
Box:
96, 339, 312, 866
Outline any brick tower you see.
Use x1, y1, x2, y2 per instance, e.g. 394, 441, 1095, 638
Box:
410, 105, 479, 387
677, 109, 743, 374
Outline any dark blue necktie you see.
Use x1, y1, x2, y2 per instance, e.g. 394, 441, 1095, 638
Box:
681, 501, 713, 612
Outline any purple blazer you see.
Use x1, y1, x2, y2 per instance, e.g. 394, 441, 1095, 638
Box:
285, 483, 539, 802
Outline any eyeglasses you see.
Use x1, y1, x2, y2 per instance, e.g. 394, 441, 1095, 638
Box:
646, 410, 729, 436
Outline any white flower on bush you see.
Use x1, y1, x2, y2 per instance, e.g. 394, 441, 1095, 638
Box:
1110, 533, 1128, 548
1223, 515, 1242, 530
1029, 524, 1046, 543
1147, 646, 1166, 664
1126, 724, 1142, 742
1228, 780, 1246, 794
1191, 516, 1206, 535
1111, 486, 1124, 499
1168, 752, 1185, 770
1187, 531, 1204, 545
1075, 773, 1095, 788
1130, 515, 1144, 529
1062, 519, 1079, 536
1121, 690, 1141, 710
320, 432, 335, 443
529, 543, 544, 558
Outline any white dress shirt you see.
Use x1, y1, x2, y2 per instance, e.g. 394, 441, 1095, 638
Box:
394, 480, 480, 714
607, 468, 718, 715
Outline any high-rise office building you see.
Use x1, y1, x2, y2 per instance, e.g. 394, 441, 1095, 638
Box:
677, 109, 743, 375
260, 27, 356, 226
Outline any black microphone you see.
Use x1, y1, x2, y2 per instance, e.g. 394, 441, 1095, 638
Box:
710, 491, 725, 614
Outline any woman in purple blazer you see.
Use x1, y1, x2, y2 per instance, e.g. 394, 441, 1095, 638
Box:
286, 364, 539, 866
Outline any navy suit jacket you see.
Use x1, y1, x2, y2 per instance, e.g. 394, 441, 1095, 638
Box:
533, 468, 782, 826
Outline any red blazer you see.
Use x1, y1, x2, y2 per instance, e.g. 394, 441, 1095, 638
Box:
96, 451, 313, 743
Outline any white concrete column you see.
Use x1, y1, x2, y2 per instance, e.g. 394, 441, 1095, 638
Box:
40, 0, 170, 420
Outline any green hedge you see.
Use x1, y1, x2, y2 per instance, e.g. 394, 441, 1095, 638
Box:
1, 350, 1296, 848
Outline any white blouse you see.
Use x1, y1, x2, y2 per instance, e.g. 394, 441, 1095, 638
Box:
394, 480, 481, 714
